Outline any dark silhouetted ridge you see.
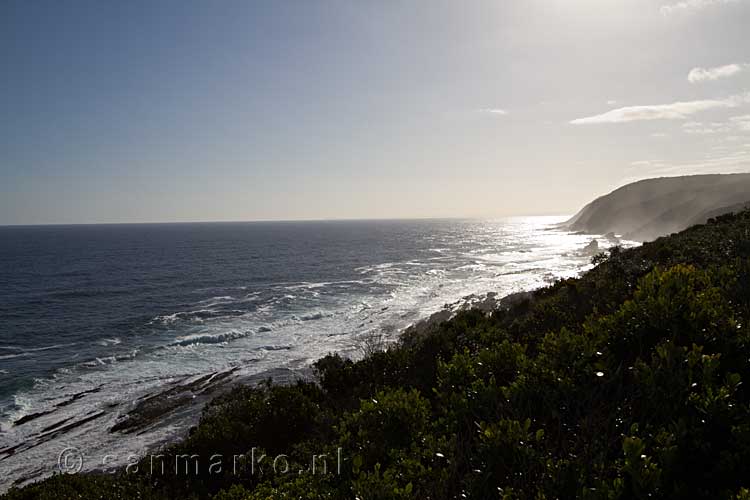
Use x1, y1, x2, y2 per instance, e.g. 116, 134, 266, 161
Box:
564, 173, 750, 241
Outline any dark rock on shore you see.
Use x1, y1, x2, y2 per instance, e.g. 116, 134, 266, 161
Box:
110, 366, 311, 435
401, 289, 534, 345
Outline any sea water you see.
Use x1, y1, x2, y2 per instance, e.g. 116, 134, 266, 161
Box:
0, 217, 613, 488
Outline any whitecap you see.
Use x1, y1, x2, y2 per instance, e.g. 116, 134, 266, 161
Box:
8, 344, 74, 354
170, 329, 250, 347
150, 309, 246, 325
199, 295, 234, 303
297, 311, 332, 321
0, 353, 28, 360
97, 338, 121, 346
196, 296, 238, 308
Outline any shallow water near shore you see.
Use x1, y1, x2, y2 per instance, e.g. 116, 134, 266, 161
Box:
0, 217, 619, 489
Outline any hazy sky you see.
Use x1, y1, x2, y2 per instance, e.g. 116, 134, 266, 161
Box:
2, 0, 749, 224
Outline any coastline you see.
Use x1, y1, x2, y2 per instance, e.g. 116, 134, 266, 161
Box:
0, 220, 607, 492
8, 210, 750, 497
0, 286, 541, 492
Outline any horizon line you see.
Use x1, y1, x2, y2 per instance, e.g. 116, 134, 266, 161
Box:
0, 213, 572, 228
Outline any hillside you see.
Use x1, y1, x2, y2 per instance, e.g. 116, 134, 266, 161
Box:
564, 173, 750, 241
4, 210, 750, 499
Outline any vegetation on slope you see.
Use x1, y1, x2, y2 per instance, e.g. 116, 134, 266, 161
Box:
5, 211, 750, 499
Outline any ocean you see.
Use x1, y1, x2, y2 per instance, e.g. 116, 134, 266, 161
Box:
0, 217, 608, 488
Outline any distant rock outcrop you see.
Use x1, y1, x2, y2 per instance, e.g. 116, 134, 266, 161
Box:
562, 173, 750, 241
582, 239, 600, 255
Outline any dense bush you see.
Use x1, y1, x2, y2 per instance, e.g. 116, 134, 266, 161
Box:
5, 210, 750, 499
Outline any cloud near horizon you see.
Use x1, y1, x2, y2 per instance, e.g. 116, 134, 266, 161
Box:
625, 150, 750, 180
477, 108, 508, 115
570, 92, 750, 125
688, 63, 747, 83
681, 115, 750, 134
661, 0, 741, 15
682, 120, 732, 134
731, 114, 750, 131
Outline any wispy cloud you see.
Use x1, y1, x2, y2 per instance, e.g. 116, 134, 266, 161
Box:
477, 108, 508, 115
626, 149, 750, 180
661, 0, 741, 16
630, 160, 665, 167
569, 92, 750, 125
688, 63, 747, 83
680, 115, 750, 134
682, 120, 732, 134
731, 115, 750, 131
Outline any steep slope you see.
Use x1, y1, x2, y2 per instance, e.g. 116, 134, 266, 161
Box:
564, 173, 750, 241
687, 200, 750, 227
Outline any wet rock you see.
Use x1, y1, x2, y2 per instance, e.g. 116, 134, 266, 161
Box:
582, 239, 599, 255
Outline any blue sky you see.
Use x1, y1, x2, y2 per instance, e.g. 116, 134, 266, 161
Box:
2, 0, 749, 224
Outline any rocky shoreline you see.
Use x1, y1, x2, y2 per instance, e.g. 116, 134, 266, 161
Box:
1, 285, 537, 493
1, 229, 613, 493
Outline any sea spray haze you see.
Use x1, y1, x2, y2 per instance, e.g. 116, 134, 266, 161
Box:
0, 217, 611, 489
